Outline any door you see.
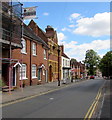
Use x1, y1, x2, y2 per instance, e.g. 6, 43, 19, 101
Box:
49, 65, 52, 82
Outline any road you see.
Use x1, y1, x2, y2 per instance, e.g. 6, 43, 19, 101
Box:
2, 79, 105, 118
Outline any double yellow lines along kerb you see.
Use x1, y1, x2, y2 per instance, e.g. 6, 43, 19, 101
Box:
84, 90, 102, 120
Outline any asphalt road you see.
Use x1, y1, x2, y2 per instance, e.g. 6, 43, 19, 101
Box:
2, 79, 105, 118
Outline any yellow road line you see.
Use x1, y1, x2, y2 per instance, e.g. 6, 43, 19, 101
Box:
84, 91, 100, 120
88, 92, 101, 119
1, 80, 89, 108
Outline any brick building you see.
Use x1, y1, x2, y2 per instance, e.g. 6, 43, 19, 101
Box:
70, 61, 85, 79
28, 20, 61, 83
60, 45, 71, 83
12, 23, 49, 87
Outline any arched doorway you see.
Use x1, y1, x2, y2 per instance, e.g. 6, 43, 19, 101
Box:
49, 65, 52, 82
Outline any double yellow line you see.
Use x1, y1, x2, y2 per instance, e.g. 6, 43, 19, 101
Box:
84, 90, 102, 120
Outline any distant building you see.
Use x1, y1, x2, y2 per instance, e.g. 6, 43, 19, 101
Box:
60, 45, 70, 83
70, 60, 85, 79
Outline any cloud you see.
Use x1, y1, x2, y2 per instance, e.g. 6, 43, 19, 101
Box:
64, 39, 110, 61
61, 27, 71, 32
68, 24, 75, 28
57, 32, 66, 44
43, 12, 49, 16
73, 12, 110, 37
69, 13, 81, 22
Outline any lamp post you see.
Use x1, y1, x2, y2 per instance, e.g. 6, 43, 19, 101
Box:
57, 46, 60, 86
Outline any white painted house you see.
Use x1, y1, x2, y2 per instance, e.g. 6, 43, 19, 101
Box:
60, 45, 71, 83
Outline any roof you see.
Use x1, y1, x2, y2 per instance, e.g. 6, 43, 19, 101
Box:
62, 53, 70, 59
23, 23, 49, 49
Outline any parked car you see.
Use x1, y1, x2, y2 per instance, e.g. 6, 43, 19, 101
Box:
90, 76, 95, 79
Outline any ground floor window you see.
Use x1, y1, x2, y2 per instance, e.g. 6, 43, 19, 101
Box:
20, 64, 27, 80
32, 64, 37, 78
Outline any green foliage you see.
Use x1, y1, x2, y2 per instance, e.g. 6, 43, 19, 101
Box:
84, 49, 101, 75
99, 51, 112, 77
71, 58, 77, 63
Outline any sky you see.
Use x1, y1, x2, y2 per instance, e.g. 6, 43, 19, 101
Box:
23, 2, 110, 62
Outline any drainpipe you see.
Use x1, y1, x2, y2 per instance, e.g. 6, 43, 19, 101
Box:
30, 40, 32, 86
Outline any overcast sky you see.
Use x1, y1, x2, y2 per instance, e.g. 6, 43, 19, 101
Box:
23, 2, 110, 61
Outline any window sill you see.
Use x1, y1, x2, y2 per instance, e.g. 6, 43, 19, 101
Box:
32, 77, 37, 79
33, 54, 37, 57
20, 78, 28, 80
21, 52, 27, 55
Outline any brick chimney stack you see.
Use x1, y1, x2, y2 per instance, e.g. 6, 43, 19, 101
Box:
60, 45, 64, 54
45, 25, 55, 38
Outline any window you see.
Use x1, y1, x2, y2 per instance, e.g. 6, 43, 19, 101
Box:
32, 42, 36, 55
63, 59, 64, 66
20, 64, 27, 80
21, 39, 26, 54
32, 64, 37, 78
44, 49, 47, 59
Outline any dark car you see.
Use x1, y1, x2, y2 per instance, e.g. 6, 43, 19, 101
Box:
90, 76, 95, 79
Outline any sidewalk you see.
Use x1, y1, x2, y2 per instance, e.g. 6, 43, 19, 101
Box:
94, 80, 112, 119
99, 80, 112, 119
1, 79, 83, 104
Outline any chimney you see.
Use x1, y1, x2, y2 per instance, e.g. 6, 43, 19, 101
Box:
45, 25, 55, 37
60, 45, 64, 54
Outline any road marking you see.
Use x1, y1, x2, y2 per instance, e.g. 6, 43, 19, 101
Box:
88, 92, 101, 119
49, 98, 54, 100
84, 91, 100, 120
84, 91, 102, 120
1, 80, 89, 108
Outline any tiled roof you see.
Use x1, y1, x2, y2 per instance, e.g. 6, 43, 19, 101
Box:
23, 23, 49, 49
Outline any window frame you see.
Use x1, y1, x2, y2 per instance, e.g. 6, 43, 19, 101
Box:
20, 64, 27, 80
32, 42, 37, 56
21, 39, 27, 54
32, 64, 37, 78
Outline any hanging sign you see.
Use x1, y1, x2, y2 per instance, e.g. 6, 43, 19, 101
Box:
23, 6, 37, 19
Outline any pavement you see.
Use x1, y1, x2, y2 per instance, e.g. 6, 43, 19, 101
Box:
1, 79, 84, 104
93, 79, 112, 119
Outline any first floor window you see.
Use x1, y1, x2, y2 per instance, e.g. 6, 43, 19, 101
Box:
21, 39, 27, 54
44, 49, 47, 59
20, 64, 27, 80
32, 42, 36, 56
32, 64, 37, 78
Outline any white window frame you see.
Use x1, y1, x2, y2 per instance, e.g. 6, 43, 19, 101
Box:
32, 64, 37, 78
32, 42, 36, 56
20, 64, 27, 80
44, 49, 47, 59
21, 39, 27, 54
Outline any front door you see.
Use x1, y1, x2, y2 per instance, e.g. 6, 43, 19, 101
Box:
49, 65, 52, 82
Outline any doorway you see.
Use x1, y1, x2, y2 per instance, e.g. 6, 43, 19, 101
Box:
49, 65, 52, 82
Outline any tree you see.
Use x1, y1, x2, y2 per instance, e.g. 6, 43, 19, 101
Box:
84, 49, 101, 75
99, 51, 112, 78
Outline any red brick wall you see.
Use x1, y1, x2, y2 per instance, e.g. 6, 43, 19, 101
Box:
12, 36, 48, 87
